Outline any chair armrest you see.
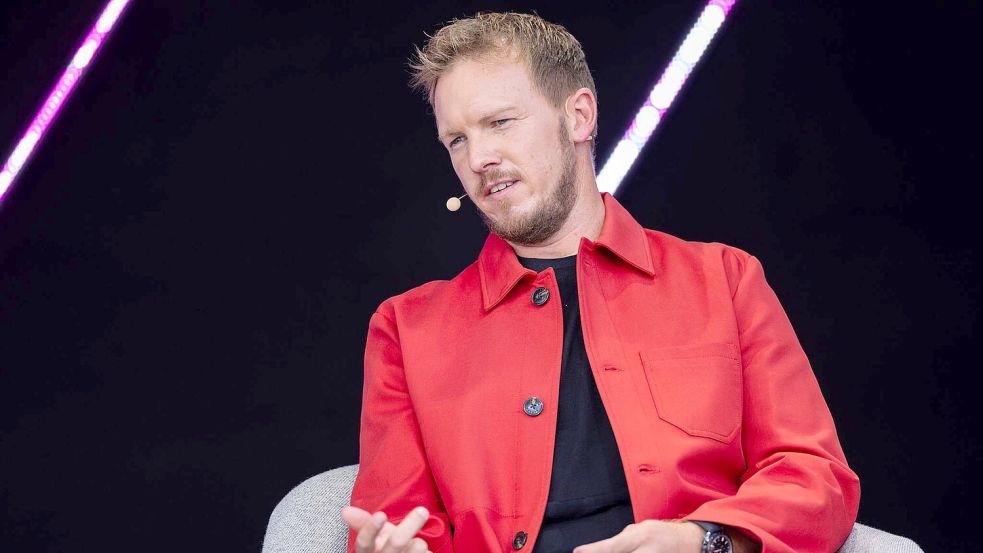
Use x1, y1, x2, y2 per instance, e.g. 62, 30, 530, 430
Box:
263, 464, 359, 553
263, 466, 925, 553
837, 522, 924, 553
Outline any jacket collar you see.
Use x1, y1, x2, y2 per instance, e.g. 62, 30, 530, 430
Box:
477, 192, 657, 311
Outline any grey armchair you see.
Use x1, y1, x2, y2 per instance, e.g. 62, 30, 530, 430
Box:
263, 465, 923, 553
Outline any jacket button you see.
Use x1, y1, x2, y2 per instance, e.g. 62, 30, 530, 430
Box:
523, 397, 544, 417
531, 287, 550, 305
512, 531, 528, 550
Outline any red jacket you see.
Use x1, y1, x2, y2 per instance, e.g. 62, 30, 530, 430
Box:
350, 193, 860, 553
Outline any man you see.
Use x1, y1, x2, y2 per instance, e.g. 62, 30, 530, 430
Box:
342, 11, 859, 553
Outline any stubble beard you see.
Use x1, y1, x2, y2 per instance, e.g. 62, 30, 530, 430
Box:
478, 127, 579, 247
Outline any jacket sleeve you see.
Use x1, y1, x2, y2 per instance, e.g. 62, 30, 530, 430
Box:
347, 303, 455, 553
684, 253, 861, 553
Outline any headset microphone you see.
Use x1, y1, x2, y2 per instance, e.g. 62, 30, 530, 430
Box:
446, 194, 468, 212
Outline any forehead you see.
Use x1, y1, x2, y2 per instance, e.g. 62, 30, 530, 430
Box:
433, 56, 552, 130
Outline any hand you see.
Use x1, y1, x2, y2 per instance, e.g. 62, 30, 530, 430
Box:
573, 520, 704, 553
341, 504, 434, 553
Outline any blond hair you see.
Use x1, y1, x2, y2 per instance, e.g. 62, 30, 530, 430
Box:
409, 12, 598, 141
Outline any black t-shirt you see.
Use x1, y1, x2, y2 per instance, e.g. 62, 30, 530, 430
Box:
518, 254, 634, 553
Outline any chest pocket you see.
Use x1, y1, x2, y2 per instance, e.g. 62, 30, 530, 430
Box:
640, 342, 742, 444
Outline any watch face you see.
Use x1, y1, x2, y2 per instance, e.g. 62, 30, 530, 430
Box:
707, 533, 732, 553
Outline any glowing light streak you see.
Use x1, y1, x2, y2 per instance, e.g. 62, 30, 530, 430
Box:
0, 0, 133, 205
598, 0, 737, 195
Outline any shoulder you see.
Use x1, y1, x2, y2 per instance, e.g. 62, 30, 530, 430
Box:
643, 227, 758, 292
372, 261, 481, 322
644, 227, 753, 266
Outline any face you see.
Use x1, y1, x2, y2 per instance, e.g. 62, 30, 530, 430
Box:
433, 54, 579, 246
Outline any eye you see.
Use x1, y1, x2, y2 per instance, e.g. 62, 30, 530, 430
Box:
448, 136, 464, 148
492, 118, 512, 128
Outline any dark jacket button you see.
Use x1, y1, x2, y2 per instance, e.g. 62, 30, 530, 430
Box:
523, 397, 544, 417
512, 531, 528, 550
531, 287, 550, 305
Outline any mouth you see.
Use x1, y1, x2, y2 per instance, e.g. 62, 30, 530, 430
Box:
487, 180, 518, 196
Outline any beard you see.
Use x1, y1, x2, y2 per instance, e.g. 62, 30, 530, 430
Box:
477, 123, 579, 247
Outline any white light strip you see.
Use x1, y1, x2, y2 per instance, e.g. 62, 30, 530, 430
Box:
597, 0, 737, 195
0, 0, 133, 205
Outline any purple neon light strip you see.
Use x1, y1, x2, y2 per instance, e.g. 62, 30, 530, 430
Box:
598, 0, 737, 195
0, 0, 133, 205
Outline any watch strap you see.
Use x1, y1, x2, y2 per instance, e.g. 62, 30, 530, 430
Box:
692, 520, 724, 534
692, 520, 731, 553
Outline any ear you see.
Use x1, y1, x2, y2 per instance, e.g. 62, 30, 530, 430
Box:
565, 87, 597, 145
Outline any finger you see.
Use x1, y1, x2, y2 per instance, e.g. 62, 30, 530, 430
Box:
355, 511, 387, 553
377, 520, 398, 540
574, 528, 637, 553
406, 537, 428, 553
374, 522, 399, 551
573, 535, 617, 553
341, 505, 372, 530
380, 506, 429, 553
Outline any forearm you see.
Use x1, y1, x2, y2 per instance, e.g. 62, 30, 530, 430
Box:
351, 307, 455, 552
698, 252, 859, 551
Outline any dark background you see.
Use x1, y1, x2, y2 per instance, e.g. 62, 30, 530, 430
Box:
1, 1, 978, 551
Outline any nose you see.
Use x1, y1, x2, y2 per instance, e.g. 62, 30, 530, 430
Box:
467, 135, 501, 175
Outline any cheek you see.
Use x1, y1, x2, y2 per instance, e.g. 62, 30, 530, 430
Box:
450, 155, 476, 186
525, 150, 558, 180
518, 134, 559, 172
451, 155, 467, 176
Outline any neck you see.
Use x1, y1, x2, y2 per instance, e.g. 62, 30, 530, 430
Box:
508, 166, 605, 259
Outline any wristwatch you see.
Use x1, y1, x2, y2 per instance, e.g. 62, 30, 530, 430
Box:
693, 521, 733, 553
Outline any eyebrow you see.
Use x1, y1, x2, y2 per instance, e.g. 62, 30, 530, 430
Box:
437, 105, 518, 142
